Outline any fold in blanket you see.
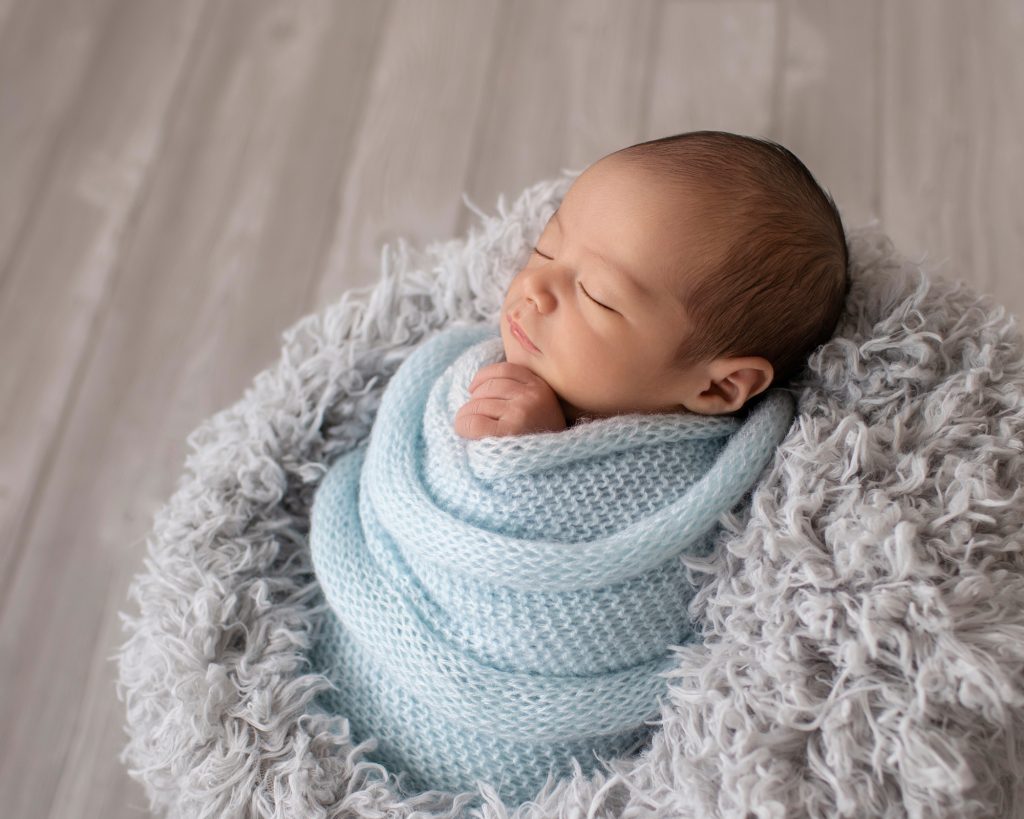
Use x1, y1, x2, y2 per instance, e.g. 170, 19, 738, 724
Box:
309, 323, 795, 804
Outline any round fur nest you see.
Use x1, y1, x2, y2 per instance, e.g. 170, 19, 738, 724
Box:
116, 171, 1024, 818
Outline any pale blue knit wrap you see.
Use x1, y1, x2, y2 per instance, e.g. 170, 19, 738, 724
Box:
309, 323, 795, 805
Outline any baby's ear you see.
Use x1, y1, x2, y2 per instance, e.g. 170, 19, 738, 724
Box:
691, 357, 773, 414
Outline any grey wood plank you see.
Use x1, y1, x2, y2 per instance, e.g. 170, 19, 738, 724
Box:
0, 0, 207, 769
34, 2, 392, 816
648, 0, 778, 140
0, 1, 207, 816
0, 0, 22, 40
775, 0, 881, 230
0, 0, 118, 293
453, 0, 781, 306
881, 0, 1024, 319
314, 0, 502, 306
48, 551, 156, 819
0, 0, 200, 594
557, 0, 663, 170
452, 0, 662, 242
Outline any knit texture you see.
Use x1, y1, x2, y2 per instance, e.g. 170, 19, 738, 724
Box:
308, 322, 795, 803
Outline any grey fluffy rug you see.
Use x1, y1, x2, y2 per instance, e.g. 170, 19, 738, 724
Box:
116, 169, 1024, 818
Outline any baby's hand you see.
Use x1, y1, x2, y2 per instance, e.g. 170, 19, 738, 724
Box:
454, 362, 567, 439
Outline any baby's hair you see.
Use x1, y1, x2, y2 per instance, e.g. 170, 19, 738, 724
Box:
611, 131, 850, 390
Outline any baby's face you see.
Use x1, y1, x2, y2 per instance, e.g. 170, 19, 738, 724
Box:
500, 155, 706, 422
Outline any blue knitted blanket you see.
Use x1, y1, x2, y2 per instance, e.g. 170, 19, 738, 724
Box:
309, 322, 795, 805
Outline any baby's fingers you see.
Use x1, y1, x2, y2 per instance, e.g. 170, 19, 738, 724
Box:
454, 415, 502, 440
459, 397, 510, 419
467, 375, 523, 400
468, 362, 533, 393
454, 400, 505, 439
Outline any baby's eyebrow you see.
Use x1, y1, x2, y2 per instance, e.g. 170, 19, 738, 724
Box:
552, 209, 652, 300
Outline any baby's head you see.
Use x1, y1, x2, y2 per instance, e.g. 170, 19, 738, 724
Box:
500, 130, 849, 423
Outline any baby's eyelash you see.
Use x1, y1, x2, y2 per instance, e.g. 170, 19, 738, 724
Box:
532, 247, 614, 312
577, 281, 612, 311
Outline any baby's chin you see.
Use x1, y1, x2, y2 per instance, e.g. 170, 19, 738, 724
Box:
498, 337, 579, 415
499, 335, 538, 373
502, 344, 547, 381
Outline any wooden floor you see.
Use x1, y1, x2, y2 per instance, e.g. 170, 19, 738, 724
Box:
1, 1, 1022, 816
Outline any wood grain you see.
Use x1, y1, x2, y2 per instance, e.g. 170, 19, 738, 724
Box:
649, 0, 778, 138
452, 0, 662, 241
881, 0, 1024, 318
0, 0, 118, 293
315, 0, 502, 306
0, 2, 207, 817
775, 0, 881, 230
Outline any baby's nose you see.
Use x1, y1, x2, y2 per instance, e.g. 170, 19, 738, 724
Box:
525, 286, 555, 313
523, 271, 558, 313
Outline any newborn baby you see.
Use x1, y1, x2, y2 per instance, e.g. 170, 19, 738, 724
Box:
455, 129, 849, 439
310, 129, 850, 806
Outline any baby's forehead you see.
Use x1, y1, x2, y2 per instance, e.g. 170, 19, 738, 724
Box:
562, 162, 735, 292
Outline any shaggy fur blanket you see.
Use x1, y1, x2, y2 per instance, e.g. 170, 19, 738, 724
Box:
116, 169, 1024, 818
308, 323, 794, 804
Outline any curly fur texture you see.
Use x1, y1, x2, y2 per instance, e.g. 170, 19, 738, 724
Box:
116, 169, 1024, 818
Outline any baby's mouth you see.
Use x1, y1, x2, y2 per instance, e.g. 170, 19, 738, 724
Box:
508, 315, 540, 354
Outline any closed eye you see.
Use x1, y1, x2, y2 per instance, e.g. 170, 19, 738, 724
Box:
532, 247, 615, 312
577, 281, 613, 311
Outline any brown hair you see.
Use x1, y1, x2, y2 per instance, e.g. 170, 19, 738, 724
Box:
612, 131, 850, 389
